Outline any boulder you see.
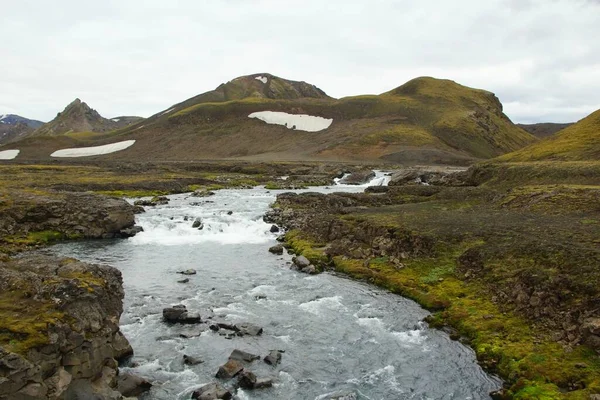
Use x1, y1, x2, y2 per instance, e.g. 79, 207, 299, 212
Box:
215, 359, 243, 380
178, 269, 197, 275
118, 225, 144, 238
264, 350, 282, 366
339, 170, 376, 185
177, 278, 190, 283
151, 196, 169, 205
293, 255, 311, 269
183, 354, 204, 365
236, 323, 263, 336
268, 244, 284, 255
229, 349, 260, 363
192, 218, 203, 229
301, 265, 318, 274
162, 305, 202, 324
192, 382, 232, 400
117, 373, 152, 397
191, 189, 216, 198
237, 370, 257, 389
270, 225, 280, 233
255, 378, 274, 388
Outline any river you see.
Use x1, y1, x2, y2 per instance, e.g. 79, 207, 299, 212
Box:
48, 172, 501, 399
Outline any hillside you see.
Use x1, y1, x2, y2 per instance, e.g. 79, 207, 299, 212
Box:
517, 122, 573, 138
31, 99, 142, 136
0, 114, 44, 144
501, 109, 600, 161
4, 74, 536, 164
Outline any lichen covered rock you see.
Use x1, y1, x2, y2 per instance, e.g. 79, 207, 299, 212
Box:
0, 255, 133, 399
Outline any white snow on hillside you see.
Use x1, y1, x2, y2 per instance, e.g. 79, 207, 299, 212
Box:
161, 107, 175, 116
0, 149, 19, 160
248, 111, 333, 132
51, 140, 136, 158
255, 76, 268, 84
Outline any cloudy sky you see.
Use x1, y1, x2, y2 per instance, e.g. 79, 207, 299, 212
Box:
1, 0, 599, 123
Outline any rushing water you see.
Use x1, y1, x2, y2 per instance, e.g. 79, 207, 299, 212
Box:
48, 172, 501, 399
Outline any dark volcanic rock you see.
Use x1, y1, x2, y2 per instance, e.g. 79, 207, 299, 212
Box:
117, 373, 152, 397
0, 255, 132, 399
162, 305, 202, 324
237, 370, 257, 389
215, 359, 243, 380
229, 349, 260, 363
339, 170, 375, 185
268, 244, 284, 255
184, 354, 204, 365
191, 189, 216, 198
264, 350, 283, 366
236, 323, 263, 336
192, 382, 232, 400
270, 224, 280, 233
118, 225, 144, 238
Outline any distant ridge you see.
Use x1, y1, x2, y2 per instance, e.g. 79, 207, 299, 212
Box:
31, 99, 143, 137
4, 73, 536, 164
0, 114, 44, 144
517, 122, 573, 138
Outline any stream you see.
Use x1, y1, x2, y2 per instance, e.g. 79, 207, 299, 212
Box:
48, 172, 501, 399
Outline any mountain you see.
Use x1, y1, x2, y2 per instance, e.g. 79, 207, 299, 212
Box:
516, 122, 573, 138
0, 114, 44, 144
500, 109, 600, 161
5, 74, 536, 164
32, 99, 142, 136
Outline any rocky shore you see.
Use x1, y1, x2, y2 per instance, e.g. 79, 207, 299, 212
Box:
0, 190, 144, 399
0, 255, 133, 399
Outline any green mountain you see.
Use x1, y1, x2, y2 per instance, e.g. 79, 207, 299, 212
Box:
501, 109, 600, 161
5, 74, 536, 164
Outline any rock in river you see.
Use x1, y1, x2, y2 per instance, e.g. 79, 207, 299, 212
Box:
192, 382, 232, 400
215, 359, 244, 380
268, 244, 284, 255
162, 305, 202, 324
229, 349, 260, 362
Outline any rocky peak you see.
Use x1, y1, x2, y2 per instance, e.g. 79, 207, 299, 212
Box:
33, 98, 118, 136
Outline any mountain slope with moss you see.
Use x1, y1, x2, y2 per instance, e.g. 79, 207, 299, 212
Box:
500, 109, 600, 162
5, 74, 535, 163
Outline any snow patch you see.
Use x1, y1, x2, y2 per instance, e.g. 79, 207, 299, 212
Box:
255, 76, 268, 84
51, 140, 135, 158
0, 114, 7, 121
111, 118, 121, 122
248, 111, 333, 132
0, 149, 19, 160
160, 107, 175, 116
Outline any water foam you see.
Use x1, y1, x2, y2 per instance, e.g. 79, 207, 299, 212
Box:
299, 296, 346, 315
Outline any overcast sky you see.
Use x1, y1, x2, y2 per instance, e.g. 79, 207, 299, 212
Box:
1, 0, 599, 124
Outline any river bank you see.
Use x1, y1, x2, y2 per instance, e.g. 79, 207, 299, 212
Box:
266, 166, 600, 399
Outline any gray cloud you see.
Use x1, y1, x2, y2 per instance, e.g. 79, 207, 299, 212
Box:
0, 0, 598, 123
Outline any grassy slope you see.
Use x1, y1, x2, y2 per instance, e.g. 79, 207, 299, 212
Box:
4, 76, 536, 164
500, 109, 600, 161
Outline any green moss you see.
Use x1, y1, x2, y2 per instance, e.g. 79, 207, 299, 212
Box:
0, 291, 65, 354
284, 230, 330, 267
